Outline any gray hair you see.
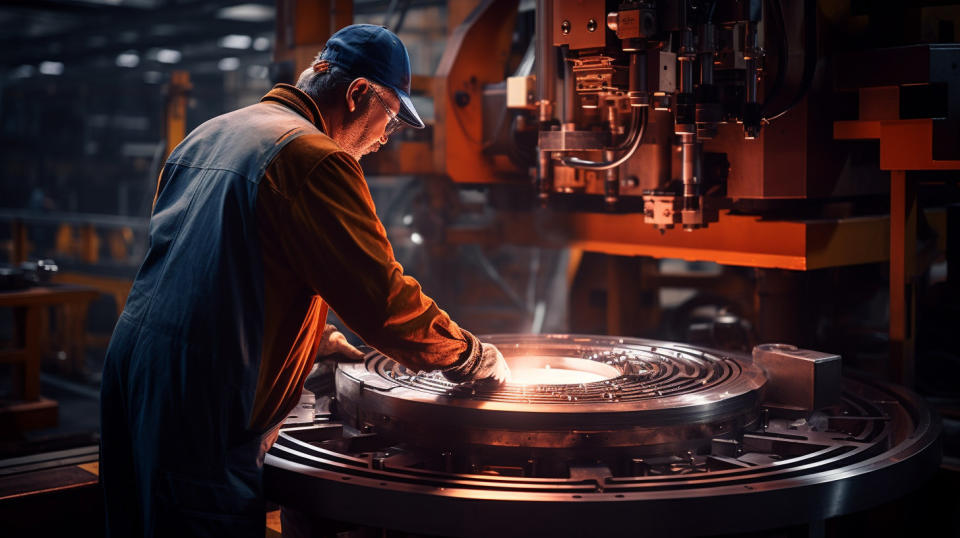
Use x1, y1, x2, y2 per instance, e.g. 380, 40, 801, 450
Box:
296, 57, 371, 108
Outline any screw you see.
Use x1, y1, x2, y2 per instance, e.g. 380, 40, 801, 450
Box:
561, 20, 571, 35
587, 19, 598, 32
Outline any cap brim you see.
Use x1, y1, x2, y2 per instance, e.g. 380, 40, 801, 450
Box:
394, 89, 425, 129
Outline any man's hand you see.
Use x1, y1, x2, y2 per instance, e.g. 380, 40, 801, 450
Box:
442, 342, 511, 384
316, 324, 365, 362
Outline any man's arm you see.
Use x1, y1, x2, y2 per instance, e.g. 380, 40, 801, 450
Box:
271, 148, 478, 372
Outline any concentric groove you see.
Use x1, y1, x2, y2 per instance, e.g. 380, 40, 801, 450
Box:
266, 335, 941, 537
354, 334, 755, 406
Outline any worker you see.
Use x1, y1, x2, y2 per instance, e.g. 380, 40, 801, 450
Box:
99, 24, 510, 537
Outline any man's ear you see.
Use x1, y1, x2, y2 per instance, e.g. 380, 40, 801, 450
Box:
345, 78, 370, 113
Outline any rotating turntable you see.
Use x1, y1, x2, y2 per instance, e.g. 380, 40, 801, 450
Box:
264, 334, 940, 537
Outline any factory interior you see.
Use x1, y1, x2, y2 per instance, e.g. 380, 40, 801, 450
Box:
1, 0, 959, 536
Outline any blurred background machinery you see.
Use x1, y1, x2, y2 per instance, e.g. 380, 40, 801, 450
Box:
0, 0, 958, 536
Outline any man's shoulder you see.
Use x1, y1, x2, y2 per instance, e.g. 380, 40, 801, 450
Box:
264, 133, 362, 197
278, 131, 341, 159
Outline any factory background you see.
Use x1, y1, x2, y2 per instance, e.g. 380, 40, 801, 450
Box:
0, 0, 958, 536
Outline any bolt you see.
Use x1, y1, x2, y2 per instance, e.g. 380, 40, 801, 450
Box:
453, 90, 470, 108
561, 20, 571, 35
587, 19, 598, 32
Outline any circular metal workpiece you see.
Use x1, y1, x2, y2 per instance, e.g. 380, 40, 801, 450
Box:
335, 334, 766, 454
265, 334, 941, 537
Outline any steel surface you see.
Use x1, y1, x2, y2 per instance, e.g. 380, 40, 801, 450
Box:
336, 335, 765, 451
265, 335, 941, 537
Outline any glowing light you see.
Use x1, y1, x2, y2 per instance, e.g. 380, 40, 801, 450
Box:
156, 49, 181, 64
410, 232, 424, 245
252, 37, 272, 51
217, 3, 274, 22
510, 367, 608, 385
247, 65, 269, 79
219, 34, 252, 49
116, 51, 139, 68
39, 61, 64, 75
504, 355, 620, 385
218, 57, 240, 71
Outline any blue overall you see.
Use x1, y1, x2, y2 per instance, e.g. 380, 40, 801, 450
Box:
100, 101, 317, 537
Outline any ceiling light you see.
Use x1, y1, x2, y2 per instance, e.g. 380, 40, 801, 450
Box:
219, 34, 252, 49
252, 36, 271, 51
156, 49, 181, 64
217, 4, 274, 22
116, 51, 140, 68
247, 65, 269, 79
39, 61, 64, 75
218, 57, 240, 71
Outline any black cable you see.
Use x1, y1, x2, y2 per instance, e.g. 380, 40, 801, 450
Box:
763, 0, 816, 123
391, 0, 412, 34
559, 108, 647, 170
760, 0, 788, 115
707, 0, 718, 23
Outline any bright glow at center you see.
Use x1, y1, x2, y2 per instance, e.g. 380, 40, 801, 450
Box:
503, 355, 620, 386
218, 57, 240, 71
510, 366, 608, 385
156, 49, 181, 64
39, 61, 64, 75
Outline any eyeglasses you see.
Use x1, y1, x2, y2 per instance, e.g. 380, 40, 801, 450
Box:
370, 86, 402, 138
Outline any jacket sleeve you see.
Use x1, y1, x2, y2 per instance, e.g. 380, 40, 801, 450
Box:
273, 149, 478, 371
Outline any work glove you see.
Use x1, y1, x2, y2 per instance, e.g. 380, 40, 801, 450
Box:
442, 342, 511, 384
316, 324, 365, 362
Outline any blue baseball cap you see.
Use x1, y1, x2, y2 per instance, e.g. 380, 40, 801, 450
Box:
319, 24, 424, 129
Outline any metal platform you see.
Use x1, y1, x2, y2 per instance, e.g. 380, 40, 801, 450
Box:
265, 334, 941, 537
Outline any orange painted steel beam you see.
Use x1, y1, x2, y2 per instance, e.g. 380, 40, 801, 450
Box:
835, 118, 960, 171
273, 0, 352, 80
835, 112, 957, 387
446, 210, 910, 271
833, 120, 881, 140
164, 70, 191, 161
0, 285, 99, 401
880, 119, 960, 171
434, 0, 519, 183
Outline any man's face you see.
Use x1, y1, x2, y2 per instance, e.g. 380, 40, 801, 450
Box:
336, 79, 401, 161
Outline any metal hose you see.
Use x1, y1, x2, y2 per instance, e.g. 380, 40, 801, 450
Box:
559, 108, 647, 170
